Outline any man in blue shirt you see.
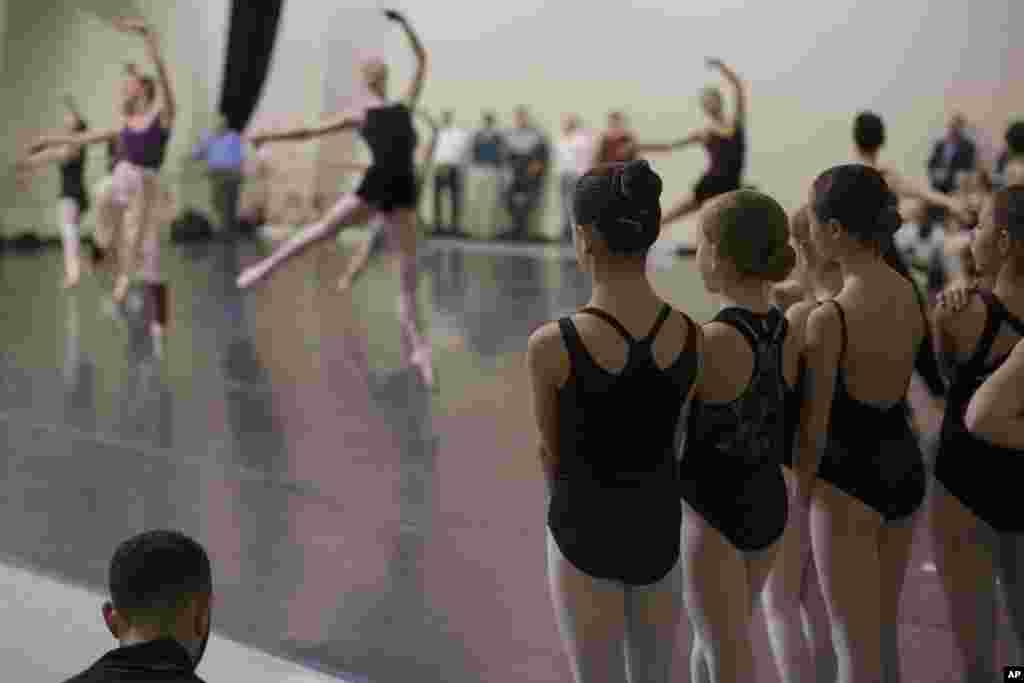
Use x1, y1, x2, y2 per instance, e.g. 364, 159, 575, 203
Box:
193, 114, 245, 236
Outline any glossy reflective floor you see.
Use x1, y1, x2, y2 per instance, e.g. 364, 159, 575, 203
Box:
0, 233, 1016, 682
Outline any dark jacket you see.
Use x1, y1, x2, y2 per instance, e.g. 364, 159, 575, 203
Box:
927, 135, 976, 194
62, 639, 205, 683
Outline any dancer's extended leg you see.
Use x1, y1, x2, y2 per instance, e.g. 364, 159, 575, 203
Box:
338, 221, 388, 293
387, 207, 434, 389
238, 194, 373, 289
58, 199, 83, 288
113, 171, 158, 303
92, 175, 125, 282
139, 222, 168, 352
661, 193, 701, 228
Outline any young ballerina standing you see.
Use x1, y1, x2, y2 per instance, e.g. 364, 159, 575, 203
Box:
15, 94, 91, 288
678, 189, 799, 683
931, 185, 1024, 681
762, 205, 838, 683
526, 160, 700, 683
637, 59, 746, 230
237, 10, 434, 388
32, 21, 176, 342
801, 165, 930, 683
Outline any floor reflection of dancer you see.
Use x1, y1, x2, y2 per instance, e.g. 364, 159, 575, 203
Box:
14, 94, 91, 288
638, 59, 746, 229
238, 10, 434, 388
32, 19, 176, 345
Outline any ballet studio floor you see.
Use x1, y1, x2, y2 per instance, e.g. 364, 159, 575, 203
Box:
0, 231, 1017, 682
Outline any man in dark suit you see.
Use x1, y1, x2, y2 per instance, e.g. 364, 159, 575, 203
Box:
928, 113, 976, 195
63, 530, 213, 683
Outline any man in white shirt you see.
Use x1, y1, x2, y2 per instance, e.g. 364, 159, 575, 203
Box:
433, 110, 471, 237
557, 114, 595, 243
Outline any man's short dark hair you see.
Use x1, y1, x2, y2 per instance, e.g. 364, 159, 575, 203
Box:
109, 530, 212, 630
853, 111, 886, 154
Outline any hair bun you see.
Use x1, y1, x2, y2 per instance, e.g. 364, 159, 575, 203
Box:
617, 160, 662, 204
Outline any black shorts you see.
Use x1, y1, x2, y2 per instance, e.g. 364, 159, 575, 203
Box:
693, 173, 741, 204
356, 167, 418, 212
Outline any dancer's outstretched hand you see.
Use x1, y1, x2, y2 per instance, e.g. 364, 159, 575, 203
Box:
384, 9, 406, 23
936, 283, 975, 313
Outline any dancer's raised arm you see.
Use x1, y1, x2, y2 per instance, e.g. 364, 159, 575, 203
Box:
32, 128, 118, 152
17, 145, 73, 169
386, 10, 427, 108
114, 18, 176, 127
883, 167, 972, 223
707, 58, 745, 130
247, 111, 361, 147
635, 130, 705, 154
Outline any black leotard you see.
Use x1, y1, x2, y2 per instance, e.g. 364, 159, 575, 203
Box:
59, 146, 89, 213
694, 124, 745, 203
549, 304, 698, 585
679, 306, 789, 552
816, 300, 927, 521
355, 103, 419, 211
935, 290, 1024, 533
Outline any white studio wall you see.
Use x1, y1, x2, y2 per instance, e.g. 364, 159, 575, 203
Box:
402, 0, 1021, 231
1, 0, 1020, 237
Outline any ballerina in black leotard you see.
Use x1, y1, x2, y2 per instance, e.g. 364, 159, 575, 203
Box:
15, 95, 91, 288
637, 58, 746, 230
238, 10, 434, 388
680, 189, 800, 682
931, 185, 1024, 680
802, 165, 931, 683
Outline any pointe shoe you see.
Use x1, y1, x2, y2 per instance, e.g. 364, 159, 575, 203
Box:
410, 346, 436, 391
237, 264, 268, 289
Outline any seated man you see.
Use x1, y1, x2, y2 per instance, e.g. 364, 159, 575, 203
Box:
63, 529, 213, 683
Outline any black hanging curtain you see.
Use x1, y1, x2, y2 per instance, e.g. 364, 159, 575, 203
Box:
218, 0, 285, 132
